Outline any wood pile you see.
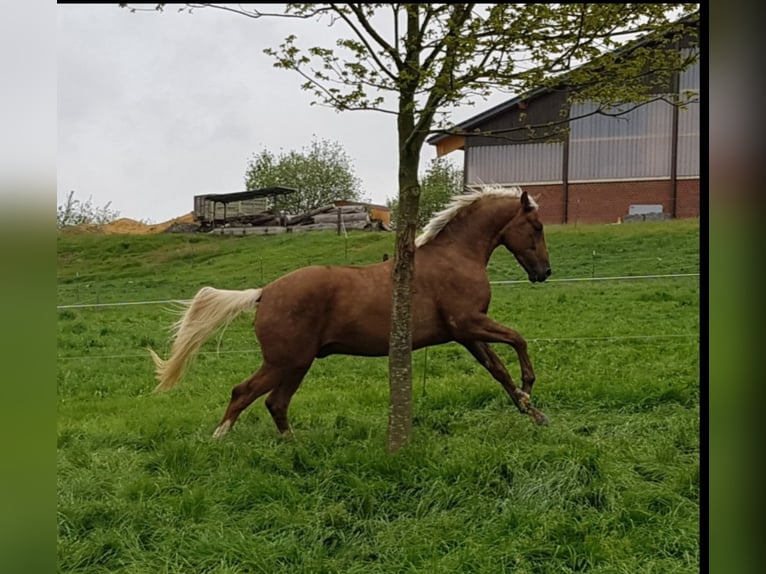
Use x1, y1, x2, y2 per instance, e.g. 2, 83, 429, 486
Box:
285, 204, 369, 229
209, 203, 389, 235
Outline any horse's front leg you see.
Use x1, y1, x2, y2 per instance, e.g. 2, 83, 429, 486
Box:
461, 340, 526, 408
459, 316, 549, 426
461, 315, 537, 391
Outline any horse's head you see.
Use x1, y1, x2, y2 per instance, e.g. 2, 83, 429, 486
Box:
500, 191, 552, 283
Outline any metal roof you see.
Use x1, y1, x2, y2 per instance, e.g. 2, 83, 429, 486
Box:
199, 187, 297, 203
426, 88, 548, 145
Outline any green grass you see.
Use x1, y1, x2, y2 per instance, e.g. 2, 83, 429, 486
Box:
57, 219, 700, 573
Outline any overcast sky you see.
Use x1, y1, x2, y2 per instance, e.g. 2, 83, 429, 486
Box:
57, 4, 513, 223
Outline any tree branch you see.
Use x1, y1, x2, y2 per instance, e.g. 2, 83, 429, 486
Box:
343, 3, 402, 73
185, 3, 331, 20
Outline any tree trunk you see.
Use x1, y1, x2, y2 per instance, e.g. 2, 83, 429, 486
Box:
387, 3, 428, 454
387, 138, 423, 453
387, 170, 419, 453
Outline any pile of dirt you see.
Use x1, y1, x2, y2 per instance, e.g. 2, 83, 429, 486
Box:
62, 212, 198, 235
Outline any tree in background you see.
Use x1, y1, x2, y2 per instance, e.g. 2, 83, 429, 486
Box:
388, 158, 463, 229
244, 137, 363, 214
123, 3, 699, 452
57, 190, 121, 229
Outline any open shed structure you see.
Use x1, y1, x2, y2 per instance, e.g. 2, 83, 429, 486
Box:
193, 187, 296, 230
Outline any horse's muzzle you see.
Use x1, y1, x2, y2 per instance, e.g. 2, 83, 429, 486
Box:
530, 268, 552, 283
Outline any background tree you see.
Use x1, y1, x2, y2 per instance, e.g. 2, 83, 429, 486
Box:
244, 137, 363, 214
123, 3, 699, 452
388, 157, 463, 229
57, 190, 121, 229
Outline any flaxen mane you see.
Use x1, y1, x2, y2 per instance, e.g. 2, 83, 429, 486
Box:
415, 184, 537, 247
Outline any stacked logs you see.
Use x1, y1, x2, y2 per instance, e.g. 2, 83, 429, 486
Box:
287, 204, 371, 233
208, 204, 388, 236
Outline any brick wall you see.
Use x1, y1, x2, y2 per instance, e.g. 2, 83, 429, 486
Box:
521, 184, 567, 225
524, 179, 700, 224
675, 179, 700, 219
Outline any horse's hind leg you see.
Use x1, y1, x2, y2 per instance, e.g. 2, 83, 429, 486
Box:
213, 363, 281, 439
264, 365, 311, 435
461, 340, 549, 426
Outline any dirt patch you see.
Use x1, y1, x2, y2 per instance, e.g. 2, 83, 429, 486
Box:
62, 212, 198, 235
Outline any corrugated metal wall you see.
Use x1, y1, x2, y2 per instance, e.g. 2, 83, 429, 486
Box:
568, 100, 673, 181
679, 48, 700, 92
451, 43, 700, 187
677, 48, 700, 177
466, 143, 563, 184
676, 103, 699, 177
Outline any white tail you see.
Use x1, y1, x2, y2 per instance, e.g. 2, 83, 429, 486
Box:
148, 286, 263, 392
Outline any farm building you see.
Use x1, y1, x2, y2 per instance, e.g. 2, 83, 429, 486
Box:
193, 187, 296, 230
193, 188, 391, 234
428, 16, 700, 225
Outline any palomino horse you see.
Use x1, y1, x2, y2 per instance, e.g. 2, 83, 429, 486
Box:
149, 186, 552, 438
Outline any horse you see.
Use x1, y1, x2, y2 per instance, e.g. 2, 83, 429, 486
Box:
148, 185, 552, 439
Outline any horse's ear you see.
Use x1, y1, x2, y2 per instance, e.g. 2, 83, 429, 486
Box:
521, 191, 534, 212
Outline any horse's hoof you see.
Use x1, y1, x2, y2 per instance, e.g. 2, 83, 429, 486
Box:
279, 428, 296, 441
529, 408, 550, 426
212, 420, 232, 439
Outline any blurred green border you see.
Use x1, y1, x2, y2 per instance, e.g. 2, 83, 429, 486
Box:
0, 1, 56, 571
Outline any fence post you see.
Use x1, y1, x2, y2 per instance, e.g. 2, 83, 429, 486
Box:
592, 250, 596, 278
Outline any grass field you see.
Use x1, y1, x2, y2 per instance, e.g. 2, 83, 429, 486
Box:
57, 219, 700, 573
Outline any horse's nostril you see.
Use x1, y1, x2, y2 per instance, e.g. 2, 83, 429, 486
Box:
545, 268, 552, 278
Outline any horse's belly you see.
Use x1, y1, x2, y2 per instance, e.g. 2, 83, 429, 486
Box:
318, 320, 390, 357
317, 313, 449, 358
317, 338, 389, 358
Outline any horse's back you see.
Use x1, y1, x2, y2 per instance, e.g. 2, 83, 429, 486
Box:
283, 262, 392, 302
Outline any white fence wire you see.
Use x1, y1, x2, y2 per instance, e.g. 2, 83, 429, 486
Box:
56, 272, 700, 310
57, 270, 700, 362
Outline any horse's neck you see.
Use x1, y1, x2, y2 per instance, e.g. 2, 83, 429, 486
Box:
429, 198, 519, 265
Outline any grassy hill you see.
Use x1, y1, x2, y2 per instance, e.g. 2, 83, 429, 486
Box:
57, 220, 700, 573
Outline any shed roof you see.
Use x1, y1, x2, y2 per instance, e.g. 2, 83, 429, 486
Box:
199, 187, 297, 204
